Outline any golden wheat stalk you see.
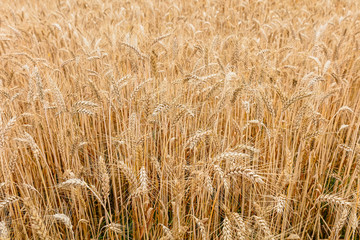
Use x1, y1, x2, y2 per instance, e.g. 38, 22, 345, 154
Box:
0, 221, 9, 240
23, 198, 51, 240
98, 156, 110, 200
51, 213, 74, 239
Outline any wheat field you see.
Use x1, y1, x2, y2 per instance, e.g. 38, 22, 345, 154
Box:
0, 0, 360, 239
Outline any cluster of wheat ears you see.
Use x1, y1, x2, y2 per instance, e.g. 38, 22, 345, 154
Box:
0, 0, 360, 239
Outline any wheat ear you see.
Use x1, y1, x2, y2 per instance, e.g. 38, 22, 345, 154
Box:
23, 198, 51, 240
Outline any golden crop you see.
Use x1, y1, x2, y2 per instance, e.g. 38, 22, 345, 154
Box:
0, 0, 360, 239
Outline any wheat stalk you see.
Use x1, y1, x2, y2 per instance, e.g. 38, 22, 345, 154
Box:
332, 206, 350, 238
185, 130, 212, 150
104, 223, 123, 234
51, 213, 74, 239
227, 167, 265, 184
98, 156, 110, 200
138, 166, 149, 196
214, 151, 250, 161
120, 42, 148, 60
58, 178, 88, 188
23, 198, 51, 240
0, 116, 16, 148
192, 216, 208, 240
0, 196, 18, 211
118, 161, 138, 191
229, 212, 246, 240
282, 91, 313, 111
0, 221, 9, 240
317, 194, 351, 207
253, 215, 274, 240
222, 216, 233, 240
48, 77, 67, 113
213, 165, 229, 191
